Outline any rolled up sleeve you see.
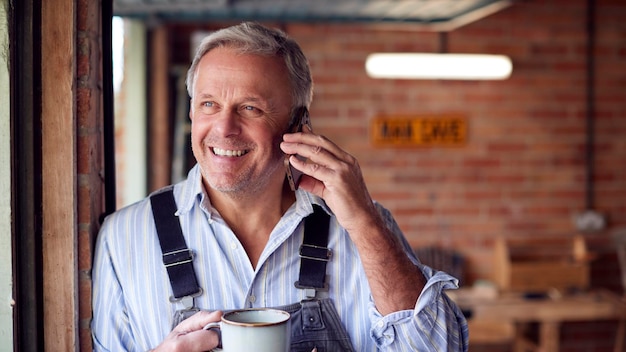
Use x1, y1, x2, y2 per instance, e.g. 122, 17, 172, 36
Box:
368, 266, 468, 351
369, 203, 469, 351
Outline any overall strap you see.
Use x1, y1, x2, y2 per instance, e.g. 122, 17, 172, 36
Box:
150, 188, 202, 307
295, 204, 332, 295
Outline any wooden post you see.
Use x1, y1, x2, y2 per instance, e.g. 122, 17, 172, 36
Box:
41, 0, 78, 350
539, 322, 560, 351
492, 236, 510, 290
149, 25, 171, 191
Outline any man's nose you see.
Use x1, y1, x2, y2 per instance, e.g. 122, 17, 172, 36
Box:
213, 110, 242, 137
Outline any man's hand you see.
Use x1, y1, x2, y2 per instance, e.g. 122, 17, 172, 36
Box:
151, 310, 222, 352
281, 129, 425, 315
281, 128, 380, 235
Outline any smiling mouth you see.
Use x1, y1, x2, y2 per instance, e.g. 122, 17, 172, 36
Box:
212, 147, 250, 157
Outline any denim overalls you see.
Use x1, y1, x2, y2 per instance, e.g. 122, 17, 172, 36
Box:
151, 189, 356, 352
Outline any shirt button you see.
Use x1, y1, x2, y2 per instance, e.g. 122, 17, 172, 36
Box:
377, 320, 384, 328
248, 295, 256, 303
230, 241, 238, 250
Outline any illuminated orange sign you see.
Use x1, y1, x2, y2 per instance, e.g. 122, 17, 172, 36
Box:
371, 115, 467, 147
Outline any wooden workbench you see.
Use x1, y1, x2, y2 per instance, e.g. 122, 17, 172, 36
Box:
449, 288, 626, 351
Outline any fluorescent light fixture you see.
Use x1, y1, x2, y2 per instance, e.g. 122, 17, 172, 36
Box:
365, 53, 512, 80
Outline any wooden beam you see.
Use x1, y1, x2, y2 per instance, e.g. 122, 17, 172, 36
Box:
149, 25, 171, 191
41, 0, 78, 350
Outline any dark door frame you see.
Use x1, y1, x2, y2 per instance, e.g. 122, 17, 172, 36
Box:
11, 0, 44, 350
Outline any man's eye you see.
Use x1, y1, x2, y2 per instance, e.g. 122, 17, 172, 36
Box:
196, 101, 219, 116
241, 105, 263, 116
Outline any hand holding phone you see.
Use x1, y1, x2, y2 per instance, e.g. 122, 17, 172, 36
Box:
285, 107, 311, 191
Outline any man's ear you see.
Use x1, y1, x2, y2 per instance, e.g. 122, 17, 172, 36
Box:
286, 110, 298, 133
286, 106, 308, 133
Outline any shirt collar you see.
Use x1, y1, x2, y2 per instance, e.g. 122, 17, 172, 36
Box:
175, 164, 205, 215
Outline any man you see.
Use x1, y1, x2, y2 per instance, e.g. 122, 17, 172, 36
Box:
92, 22, 468, 351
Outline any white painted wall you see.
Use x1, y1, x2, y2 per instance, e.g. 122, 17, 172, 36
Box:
115, 18, 148, 208
0, 0, 14, 349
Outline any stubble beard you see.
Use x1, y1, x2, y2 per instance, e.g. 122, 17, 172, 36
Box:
195, 136, 286, 200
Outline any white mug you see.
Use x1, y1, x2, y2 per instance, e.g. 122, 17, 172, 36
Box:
204, 308, 291, 352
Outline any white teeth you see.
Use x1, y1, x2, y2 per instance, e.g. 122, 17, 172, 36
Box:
212, 147, 248, 157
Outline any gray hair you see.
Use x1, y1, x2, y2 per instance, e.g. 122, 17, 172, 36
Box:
186, 22, 313, 124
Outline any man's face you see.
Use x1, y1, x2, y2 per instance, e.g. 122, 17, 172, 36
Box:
189, 47, 293, 196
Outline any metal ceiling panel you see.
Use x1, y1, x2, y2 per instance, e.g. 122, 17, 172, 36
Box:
113, 0, 513, 31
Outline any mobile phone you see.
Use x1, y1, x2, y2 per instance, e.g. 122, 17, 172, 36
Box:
285, 107, 311, 191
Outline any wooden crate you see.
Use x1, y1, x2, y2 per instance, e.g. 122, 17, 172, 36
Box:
492, 235, 590, 293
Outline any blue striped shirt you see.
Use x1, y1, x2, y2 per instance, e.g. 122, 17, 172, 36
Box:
91, 164, 468, 351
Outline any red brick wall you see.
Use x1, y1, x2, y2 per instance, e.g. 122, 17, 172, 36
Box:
278, 0, 626, 286
278, 2, 625, 350
76, 0, 104, 350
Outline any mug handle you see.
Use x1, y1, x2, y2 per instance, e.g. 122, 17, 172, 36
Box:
202, 322, 222, 349
203, 322, 221, 330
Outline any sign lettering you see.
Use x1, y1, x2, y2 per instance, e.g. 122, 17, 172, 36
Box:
371, 115, 467, 147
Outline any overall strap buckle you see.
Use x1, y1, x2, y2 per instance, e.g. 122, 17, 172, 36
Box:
299, 244, 332, 262
163, 249, 195, 268
169, 288, 204, 309
295, 204, 332, 299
